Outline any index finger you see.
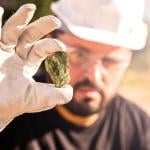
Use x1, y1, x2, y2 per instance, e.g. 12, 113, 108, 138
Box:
16, 15, 61, 58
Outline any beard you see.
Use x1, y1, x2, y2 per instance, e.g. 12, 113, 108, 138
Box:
64, 78, 105, 116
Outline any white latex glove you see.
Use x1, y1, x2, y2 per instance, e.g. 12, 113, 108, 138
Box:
0, 4, 73, 131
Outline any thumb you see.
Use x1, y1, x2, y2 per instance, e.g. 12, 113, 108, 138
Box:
24, 82, 73, 113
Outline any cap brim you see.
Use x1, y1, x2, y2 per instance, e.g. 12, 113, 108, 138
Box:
51, 2, 148, 50
66, 24, 148, 50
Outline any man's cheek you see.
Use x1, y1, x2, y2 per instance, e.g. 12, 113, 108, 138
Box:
69, 70, 81, 84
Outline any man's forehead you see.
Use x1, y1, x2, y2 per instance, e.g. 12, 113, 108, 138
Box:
58, 31, 130, 55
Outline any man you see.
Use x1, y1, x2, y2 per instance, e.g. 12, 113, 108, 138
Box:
0, 0, 150, 150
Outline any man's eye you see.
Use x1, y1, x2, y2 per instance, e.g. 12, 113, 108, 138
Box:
69, 50, 86, 65
102, 57, 120, 65
75, 49, 88, 59
76, 51, 84, 58
73, 51, 85, 59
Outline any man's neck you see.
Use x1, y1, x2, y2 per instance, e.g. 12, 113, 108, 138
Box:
56, 105, 100, 127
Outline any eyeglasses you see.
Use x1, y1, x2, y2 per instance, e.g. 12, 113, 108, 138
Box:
68, 47, 129, 69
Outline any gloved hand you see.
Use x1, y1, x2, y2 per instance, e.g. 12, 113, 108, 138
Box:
0, 4, 73, 131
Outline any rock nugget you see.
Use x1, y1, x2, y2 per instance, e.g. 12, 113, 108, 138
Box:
45, 51, 70, 88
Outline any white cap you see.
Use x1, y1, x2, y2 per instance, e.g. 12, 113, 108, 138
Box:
51, 0, 148, 50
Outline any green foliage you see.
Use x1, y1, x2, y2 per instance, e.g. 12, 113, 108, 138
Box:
19, 0, 54, 20
0, 0, 54, 22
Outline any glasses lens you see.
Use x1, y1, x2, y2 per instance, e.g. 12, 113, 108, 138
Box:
68, 48, 89, 66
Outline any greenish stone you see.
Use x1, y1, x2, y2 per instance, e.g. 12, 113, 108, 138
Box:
45, 51, 70, 88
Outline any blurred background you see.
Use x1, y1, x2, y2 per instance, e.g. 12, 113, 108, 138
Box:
0, 0, 149, 115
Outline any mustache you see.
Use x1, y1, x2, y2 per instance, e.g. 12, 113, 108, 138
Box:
73, 78, 106, 107
73, 78, 105, 103
73, 78, 100, 91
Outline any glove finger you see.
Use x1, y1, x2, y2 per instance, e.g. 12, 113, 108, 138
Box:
1, 4, 36, 47
0, 7, 4, 39
25, 83, 73, 113
16, 15, 61, 58
27, 38, 66, 65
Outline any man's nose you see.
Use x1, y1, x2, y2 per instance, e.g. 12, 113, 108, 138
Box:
83, 60, 106, 83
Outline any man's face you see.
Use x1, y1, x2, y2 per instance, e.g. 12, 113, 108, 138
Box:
57, 32, 132, 116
